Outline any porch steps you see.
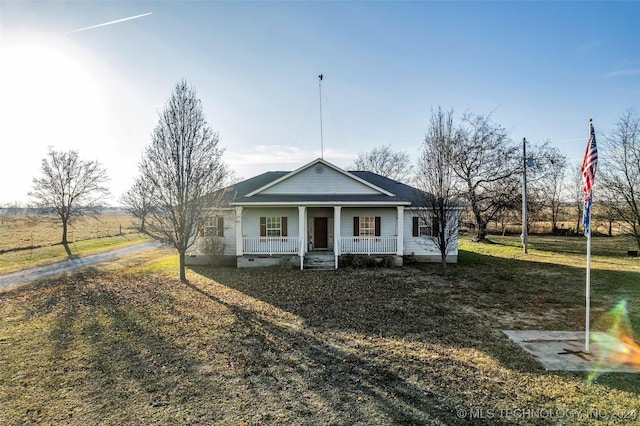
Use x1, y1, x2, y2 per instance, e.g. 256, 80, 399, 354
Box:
304, 252, 335, 270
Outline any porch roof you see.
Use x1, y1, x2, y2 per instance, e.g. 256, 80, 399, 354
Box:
232, 193, 411, 206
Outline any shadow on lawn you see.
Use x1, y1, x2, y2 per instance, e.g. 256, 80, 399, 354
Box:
190, 251, 640, 390
13, 270, 244, 424
6, 268, 484, 423
20, 270, 200, 417
182, 279, 469, 424
3, 253, 639, 423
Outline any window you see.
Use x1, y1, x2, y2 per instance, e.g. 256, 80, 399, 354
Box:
353, 216, 381, 236
412, 216, 438, 237
360, 216, 375, 236
260, 216, 288, 237
266, 216, 281, 237
200, 216, 224, 237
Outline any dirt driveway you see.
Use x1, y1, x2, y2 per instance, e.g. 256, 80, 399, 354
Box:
0, 241, 163, 291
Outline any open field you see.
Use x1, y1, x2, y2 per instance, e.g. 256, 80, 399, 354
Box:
0, 233, 154, 275
1, 235, 640, 424
0, 214, 140, 252
0, 214, 152, 274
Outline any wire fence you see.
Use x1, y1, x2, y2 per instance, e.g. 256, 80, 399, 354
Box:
0, 215, 141, 254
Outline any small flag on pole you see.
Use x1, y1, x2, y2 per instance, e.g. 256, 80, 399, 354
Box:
581, 121, 598, 236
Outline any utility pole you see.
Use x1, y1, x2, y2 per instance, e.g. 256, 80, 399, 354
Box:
522, 137, 528, 254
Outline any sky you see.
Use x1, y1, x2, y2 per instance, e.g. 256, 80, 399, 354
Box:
0, 1, 639, 205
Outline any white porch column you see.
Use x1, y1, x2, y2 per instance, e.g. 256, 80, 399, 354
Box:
396, 206, 404, 256
235, 206, 243, 256
298, 206, 306, 270
334, 206, 342, 269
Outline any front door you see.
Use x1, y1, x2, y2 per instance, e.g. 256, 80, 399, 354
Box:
314, 217, 328, 249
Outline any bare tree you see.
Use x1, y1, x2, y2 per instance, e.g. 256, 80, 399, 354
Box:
120, 177, 154, 232
415, 108, 461, 272
29, 148, 109, 248
528, 143, 567, 234
595, 191, 620, 236
140, 80, 229, 282
450, 113, 521, 241
600, 109, 640, 249
349, 145, 413, 182
569, 163, 585, 235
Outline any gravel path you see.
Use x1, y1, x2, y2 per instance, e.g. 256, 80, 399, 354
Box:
0, 241, 163, 290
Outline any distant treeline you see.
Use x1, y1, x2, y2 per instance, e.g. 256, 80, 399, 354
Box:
0, 206, 128, 216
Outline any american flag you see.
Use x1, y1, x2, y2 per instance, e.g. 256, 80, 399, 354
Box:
582, 122, 598, 197
583, 197, 592, 237
582, 122, 598, 236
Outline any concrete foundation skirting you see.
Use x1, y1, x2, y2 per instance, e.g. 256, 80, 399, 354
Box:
237, 255, 299, 269
185, 254, 236, 266
187, 253, 458, 268
404, 254, 458, 263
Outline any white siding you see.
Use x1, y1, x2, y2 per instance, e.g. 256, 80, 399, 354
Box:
220, 210, 237, 255
402, 210, 459, 256
340, 208, 398, 236
241, 207, 300, 237
188, 209, 236, 256
261, 166, 381, 195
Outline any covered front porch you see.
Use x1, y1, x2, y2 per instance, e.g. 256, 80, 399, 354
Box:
234, 205, 407, 269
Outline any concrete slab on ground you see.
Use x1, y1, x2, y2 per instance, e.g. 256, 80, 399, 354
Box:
503, 330, 640, 373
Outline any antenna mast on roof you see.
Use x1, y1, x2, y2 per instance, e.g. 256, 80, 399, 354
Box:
318, 73, 324, 159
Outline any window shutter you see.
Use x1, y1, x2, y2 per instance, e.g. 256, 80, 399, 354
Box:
217, 216, 224, 237
281, 217, 288, 237
353, 217, 359, 236
260, 217, 266, 237
412, 216, 419, 237
432, 218, 440, 237
374, 216, 381, 236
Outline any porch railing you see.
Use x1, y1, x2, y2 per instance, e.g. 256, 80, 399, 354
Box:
339, 236, 397, 255
242, 237, 299, 255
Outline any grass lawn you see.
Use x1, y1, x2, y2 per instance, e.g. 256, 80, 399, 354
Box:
1, 235, 639, 424
0, 232, 154, 274
0, 214, 140, 252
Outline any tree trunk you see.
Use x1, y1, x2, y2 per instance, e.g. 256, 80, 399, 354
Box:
468, 194, 488, 241
140, 216, 146, 233
575, 207, 582, 235
61, 219, 68, 245
474, 214, 487, 241
179, 252, 187, 282
440, 253, 448, 274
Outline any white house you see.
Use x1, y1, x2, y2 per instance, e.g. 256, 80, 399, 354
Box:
186, 158, 458, 269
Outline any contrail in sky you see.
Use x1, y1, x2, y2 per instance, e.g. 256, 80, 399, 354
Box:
66, 12, 153, 34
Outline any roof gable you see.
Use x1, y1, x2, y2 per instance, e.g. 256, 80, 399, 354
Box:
245, 158, 394, 197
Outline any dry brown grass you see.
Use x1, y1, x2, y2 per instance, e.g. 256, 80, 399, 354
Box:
0, 214, 139, 252
1, 236, 639, 425
0, 214, 151, 274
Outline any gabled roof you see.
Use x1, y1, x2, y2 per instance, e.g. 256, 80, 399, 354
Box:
245, 158, 395, 197
220, 158, 432, 207
349, 171, 433, 206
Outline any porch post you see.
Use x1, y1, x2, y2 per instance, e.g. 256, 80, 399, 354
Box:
396, 206, 404, 256
334, 206, 342, 269
298, 206, 306, 270
235, 206, 243, 256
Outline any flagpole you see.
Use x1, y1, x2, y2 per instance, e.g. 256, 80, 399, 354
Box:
585, 118, 593, 354
318, 74, 324, 159
585, 209, 591, 353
